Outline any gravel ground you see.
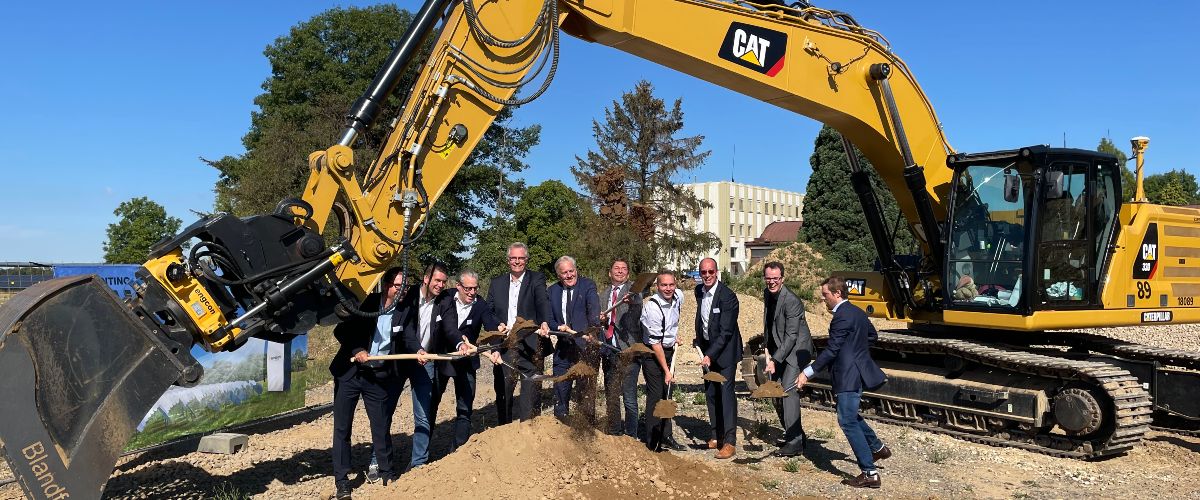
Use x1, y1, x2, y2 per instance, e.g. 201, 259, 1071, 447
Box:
3, 290, 1199, 499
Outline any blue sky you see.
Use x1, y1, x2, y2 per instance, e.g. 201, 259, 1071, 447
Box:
2, 1, 1195, 262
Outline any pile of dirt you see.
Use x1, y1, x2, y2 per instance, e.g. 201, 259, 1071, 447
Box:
750, 380, 785, 398
550, 362, 597, 382
388, 416, 746, 499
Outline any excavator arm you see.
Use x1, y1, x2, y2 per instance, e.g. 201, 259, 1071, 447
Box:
0, 1, 962, 497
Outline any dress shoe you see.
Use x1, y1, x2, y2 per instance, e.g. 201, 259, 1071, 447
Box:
772, 439, 805, 457
707, 439, 719, 450
715, 443, 736, 459
663, 437, 688, 452
841, 472, 881, 489
334, 481, 353, 499
872, 445, 893, 462
380, 473, 399, 487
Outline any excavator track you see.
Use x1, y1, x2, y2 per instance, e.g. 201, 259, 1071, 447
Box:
802, 331, 1154, 459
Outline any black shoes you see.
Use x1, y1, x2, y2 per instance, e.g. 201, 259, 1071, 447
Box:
335, 481, 353, 499
663, 437, 688, 452
842, 472, 881, 489
380, 473, 399, 486
872, 445, 893, 462
772, 434, 807, 457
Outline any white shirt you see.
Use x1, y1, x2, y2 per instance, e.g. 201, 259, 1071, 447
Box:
700, 282, 717, 334
507, 272, 524, 325
418, 289, 436, 351
456, 295, 474, 328
371, 295, 394, 356
641, 292, 683, 347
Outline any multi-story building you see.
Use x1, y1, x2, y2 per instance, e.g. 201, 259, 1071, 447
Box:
676, 181, 803, 275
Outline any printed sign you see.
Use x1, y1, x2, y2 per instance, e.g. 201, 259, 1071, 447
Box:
1133, 223, 1159, 279
846, 278, 867, 296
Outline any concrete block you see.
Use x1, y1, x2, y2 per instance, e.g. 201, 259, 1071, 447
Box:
197, 433, 249, 454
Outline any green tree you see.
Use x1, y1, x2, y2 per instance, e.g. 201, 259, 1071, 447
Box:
571, 80, 717, 271
798, 125, 914, 270
208, 6, 538, 272
512, 180, 588, 277
103, 197, 183, 264
1097, 137, 1134, 197
1144, 169, 1200, 206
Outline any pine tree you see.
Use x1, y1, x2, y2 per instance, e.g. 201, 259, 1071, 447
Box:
571, 80, 717, 270
798, 125, 915, 270
1097, 137, 1135, 197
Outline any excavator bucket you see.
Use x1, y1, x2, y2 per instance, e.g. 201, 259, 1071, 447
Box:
0, 275, 198, 499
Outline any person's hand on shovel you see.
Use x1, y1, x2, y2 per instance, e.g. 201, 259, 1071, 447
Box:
764, 358, 776, 376
352, 351, 370, 363
795, 372, 809, 390
664, 368, 674, 385
538, 322, 551, 337
700, 355, 711, 369
457, 335, 476, 355
416, 349, 429, 365
488, 351, 503, 365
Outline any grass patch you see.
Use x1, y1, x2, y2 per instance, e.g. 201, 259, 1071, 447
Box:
810, 428, 835, 440
761, 479, 780, 490
926, 446, 953, 464
692, 392, 706, 405
782, 458, 801, 473
212, 483, 249, 500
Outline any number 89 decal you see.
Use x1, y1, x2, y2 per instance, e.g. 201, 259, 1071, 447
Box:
1136, 281, 1152, 299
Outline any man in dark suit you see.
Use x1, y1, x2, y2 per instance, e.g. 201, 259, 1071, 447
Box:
394, 263, 450, 470
485, 242, 552, 423
797, 276, 891, 489
762, 261, 813, 457
547, 255, 601, 420
329, 267, 405, 498
694, 257, 743, 460
429, 270, 501, 450
599, 259, 643, 436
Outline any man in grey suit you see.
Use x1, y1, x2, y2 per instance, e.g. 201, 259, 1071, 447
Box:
599, 259, 643, 436
762, 261, 813, 457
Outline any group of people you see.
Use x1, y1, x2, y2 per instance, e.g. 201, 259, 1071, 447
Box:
330, 242, 892, 498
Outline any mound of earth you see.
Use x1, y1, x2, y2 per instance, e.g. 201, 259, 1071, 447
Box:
389, 416, 747, 499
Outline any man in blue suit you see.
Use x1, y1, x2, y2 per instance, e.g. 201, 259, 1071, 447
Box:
547, 255, 601, 420
797, 276, 891, 489
429, 270, 502, 450
486, 242, 552, 423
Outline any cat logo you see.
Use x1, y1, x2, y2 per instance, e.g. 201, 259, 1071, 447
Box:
846, 278, 866, 296
1133, 223, 1158, 279
718, 22, 787, 76
1142, 243, 1157, 260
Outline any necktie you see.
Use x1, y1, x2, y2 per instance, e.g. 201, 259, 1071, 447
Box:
563, 286, 572, 324
606, 286, 619, 340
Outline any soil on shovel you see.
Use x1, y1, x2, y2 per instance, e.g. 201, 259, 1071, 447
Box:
385, 416, 748, 499
651, 399, 677, 419
549, 362, 597, 382
620, 343, 654, 357
750, 380, 786, 398
701, 371, 727, 383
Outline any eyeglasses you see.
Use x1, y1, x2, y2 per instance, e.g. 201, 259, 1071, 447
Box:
764, 277, 782, 282
508, 256, 528, 261
699, 269, 717, 275
388, 283, 404, 288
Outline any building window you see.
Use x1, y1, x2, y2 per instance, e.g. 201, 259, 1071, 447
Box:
729, 224, 734, 235
731, 246, 738, 258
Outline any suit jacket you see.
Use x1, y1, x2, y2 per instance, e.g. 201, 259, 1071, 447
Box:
765, 285, 813, 367
432, 295, 500, 377
548, 276, 600, 355
693, 281, 744, 370
600, 280, 643, 349
392, 285, 453, 356
809, 301, 887, 393
330, 292, 397, 380
486, 270, 553, 357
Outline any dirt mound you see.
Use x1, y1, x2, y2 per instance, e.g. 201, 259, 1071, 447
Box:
550, 362, 597, 382
750, 380, 785, 398
390, 416, 746, 499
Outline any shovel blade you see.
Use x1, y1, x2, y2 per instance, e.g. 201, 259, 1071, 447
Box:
0, 275, 195, 499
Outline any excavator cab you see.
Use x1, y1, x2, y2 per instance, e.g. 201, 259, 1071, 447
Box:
944, 147, 1122, 314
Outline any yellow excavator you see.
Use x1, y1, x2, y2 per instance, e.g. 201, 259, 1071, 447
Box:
3, 0, 1198, 497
